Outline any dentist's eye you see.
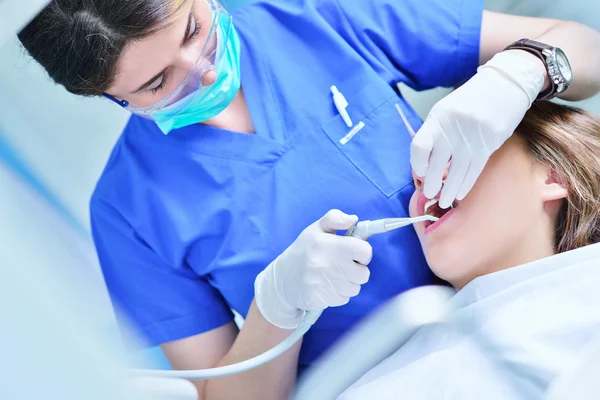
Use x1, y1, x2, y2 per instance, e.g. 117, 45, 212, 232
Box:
148, 75, 168, 95
190, 22, 201, 39
184, 19, 202, 44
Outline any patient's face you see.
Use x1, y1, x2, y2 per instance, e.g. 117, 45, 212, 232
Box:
409, 136, 558, 289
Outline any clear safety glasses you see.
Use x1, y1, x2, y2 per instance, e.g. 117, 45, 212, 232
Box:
104, 0, 231, 119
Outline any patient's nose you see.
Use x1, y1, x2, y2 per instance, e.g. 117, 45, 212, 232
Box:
412, 171, 424, 191
412, 163, 450, 193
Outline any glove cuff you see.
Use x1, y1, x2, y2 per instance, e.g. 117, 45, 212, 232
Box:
254, 258, 306, 330
478, 50, 546, 108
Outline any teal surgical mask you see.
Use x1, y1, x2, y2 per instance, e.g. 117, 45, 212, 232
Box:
154, 14, 241, 134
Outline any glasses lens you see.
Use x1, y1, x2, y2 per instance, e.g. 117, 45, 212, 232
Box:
158, 30, 219, 107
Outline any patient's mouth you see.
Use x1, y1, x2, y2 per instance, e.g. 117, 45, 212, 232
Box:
424, 198, 456, 219
420, 196, 457, 234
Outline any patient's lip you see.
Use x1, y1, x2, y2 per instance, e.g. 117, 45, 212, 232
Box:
417, 193, 428, 217
417, 192, 459, 234
425, 208, 456, 235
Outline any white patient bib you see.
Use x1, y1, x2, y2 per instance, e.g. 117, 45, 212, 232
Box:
340, 244, 600, 400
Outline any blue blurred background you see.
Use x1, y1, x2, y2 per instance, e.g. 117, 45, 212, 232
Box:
1, 0, 599, 370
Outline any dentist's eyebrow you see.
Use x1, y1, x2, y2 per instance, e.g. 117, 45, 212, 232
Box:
132, 7, 195, 94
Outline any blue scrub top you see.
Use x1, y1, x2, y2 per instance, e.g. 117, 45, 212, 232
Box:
91, 0, 483, 370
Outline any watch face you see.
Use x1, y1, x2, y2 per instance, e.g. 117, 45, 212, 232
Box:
556, 49, 573, 83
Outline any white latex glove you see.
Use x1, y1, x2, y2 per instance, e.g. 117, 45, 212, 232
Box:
255, 209, 372, 329
411, 50, 546, 209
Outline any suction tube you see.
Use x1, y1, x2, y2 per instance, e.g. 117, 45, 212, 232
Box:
132, 311, 321, 380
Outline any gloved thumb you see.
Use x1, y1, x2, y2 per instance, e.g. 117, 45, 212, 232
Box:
410, 120, 437, 178
318, 209, 358, 233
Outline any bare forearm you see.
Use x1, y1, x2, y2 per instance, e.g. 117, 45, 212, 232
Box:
480, 12, 600, 101
203, 300, 301, 400
536, 20, 600, 100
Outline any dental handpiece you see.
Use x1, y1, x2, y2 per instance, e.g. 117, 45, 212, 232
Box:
345, 215, 439, 241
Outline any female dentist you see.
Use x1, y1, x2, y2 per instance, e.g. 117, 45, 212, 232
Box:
18, 0, 600, 398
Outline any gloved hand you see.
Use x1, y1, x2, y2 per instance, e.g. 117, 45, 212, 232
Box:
410, 50, 546, 209
255, 209, 372, 329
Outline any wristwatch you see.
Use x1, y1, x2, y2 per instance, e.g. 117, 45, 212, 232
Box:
504, 38, 573, 101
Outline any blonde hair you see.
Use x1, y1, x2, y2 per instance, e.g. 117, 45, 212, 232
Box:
515, 101, 600, 252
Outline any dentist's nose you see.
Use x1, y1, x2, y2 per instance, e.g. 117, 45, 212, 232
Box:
179, 51, 198, 71
176, 52, 217, 87
201, 69, 217, 86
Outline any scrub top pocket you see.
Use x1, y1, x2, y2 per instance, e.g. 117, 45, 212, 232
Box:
322, 79, 416, 197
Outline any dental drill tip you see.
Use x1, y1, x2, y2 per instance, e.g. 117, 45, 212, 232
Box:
397, 215, 438, 227
382, 215, 438, 232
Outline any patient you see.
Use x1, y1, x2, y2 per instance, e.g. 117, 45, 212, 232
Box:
340, 102, 600, 399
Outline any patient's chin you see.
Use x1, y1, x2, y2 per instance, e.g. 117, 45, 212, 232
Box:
427, 261, 454, 285
424, 245, 472, 289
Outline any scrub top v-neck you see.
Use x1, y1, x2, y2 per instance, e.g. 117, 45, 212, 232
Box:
91, 0, 484, 371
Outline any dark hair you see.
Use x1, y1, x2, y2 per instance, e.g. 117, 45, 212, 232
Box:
18, 0, 187, 96
515, 101, 600, 253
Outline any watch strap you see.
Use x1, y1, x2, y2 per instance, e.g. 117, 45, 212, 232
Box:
504, 38, 556, 101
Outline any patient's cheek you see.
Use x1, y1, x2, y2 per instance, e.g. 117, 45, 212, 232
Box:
409, 192, 418, 218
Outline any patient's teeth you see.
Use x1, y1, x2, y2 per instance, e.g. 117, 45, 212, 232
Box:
424, 198, 438, 215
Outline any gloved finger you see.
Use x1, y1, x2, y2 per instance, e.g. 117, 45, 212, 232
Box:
307, 287, 334, 311
311, 285, 350, 308
332, 255, 370, 284
410, 121, 436, 177
423, 138, 451, 199
344, 237, 373, 265
320, 268, 339, 296
341, 262, 370, 285
331, 279, 361, 298
456, 154, 489, 201
439, 146, 470, 209
327, 294, 351, 308
318, 209, 358, 233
